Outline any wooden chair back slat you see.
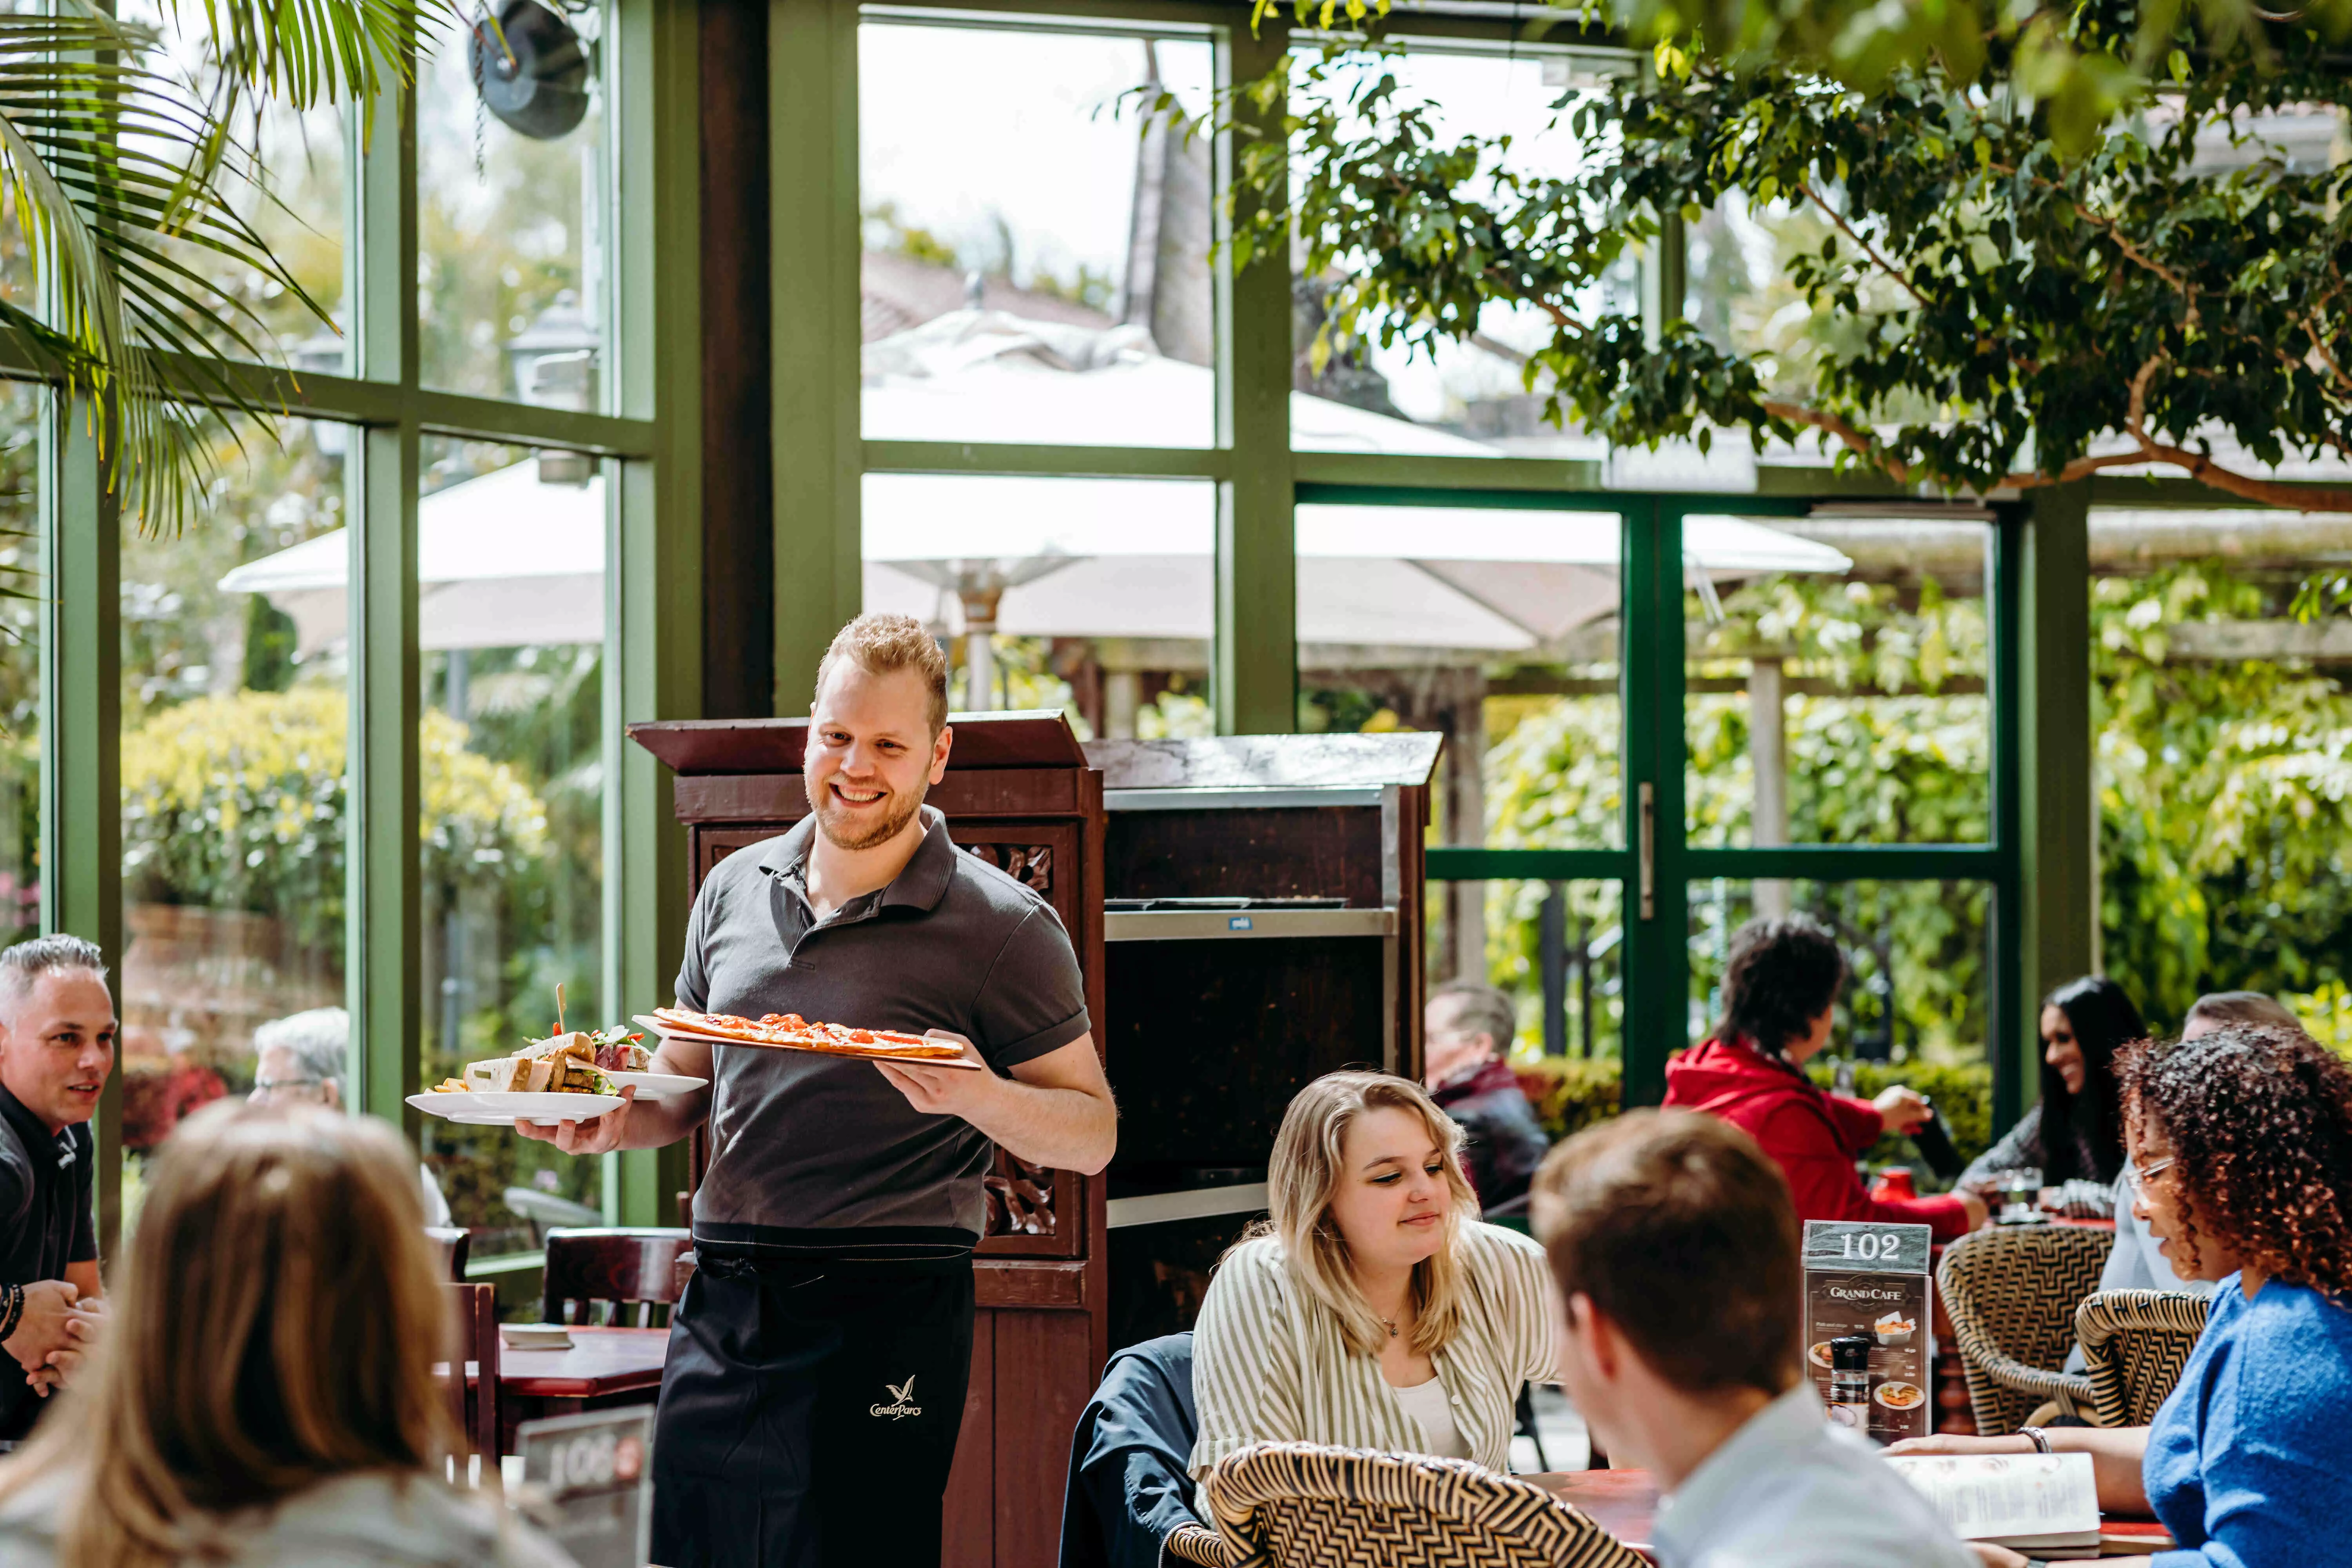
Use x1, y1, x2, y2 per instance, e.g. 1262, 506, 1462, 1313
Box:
543, 1227, 692, 1328
446, 1282, 500, 1464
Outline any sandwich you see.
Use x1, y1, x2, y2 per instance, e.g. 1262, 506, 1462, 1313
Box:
455, 1024, 640, 1096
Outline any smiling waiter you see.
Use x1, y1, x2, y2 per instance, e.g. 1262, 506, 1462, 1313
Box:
520, 613, 1118, 1567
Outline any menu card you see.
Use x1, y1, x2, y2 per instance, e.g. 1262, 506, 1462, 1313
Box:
511, 1407, 654, 1568
1887, 1453, 2102, 1551
1802, 1218, 1933, 1443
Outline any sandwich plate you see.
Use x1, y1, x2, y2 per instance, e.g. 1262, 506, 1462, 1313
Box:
406, 1091, 626, 1125
604, 1070, 709, 1098
630, 1013, 986, 1069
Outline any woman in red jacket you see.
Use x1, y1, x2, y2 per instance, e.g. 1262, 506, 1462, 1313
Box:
1664, 915, 1989, 1241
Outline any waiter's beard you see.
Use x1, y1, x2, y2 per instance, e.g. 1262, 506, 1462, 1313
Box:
810, 775, 928, 852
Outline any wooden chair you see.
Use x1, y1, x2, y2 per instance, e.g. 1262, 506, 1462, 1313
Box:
446, 1282, 500, 1465
1170, 1443, 1645, 1568
1936, 1224, 2107, 1435
2077, 1289, 2212, 1428
543, 1227, 693, 1327
426, 1226, 471, 1281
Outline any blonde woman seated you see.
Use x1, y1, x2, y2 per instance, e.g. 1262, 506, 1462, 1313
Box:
1189, 1070, 1560, 1499
0, 1101, 570, 1568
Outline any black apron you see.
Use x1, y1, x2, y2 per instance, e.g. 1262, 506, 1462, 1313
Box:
650, 1248, 976, 1567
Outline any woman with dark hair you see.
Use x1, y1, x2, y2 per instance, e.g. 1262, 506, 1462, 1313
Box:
1892, 1024, 2352, 1567
1663, 915, 1988, 1242
1958, 976, 2142, 1218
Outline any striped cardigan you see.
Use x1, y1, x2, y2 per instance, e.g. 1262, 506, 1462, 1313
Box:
1188, 1222, 1561, 1489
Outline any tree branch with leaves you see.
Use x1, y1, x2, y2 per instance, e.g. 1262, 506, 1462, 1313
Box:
1224, 18, 2352, 510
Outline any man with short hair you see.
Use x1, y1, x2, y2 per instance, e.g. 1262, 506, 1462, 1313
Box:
2181, 989, 2303, 1038
523, 612, 1118, 1568
1422, 980, 1549, 1210
1531, 1109, 1974, 1568
0, 936, 114, 1443
249, 1006, 452, 1226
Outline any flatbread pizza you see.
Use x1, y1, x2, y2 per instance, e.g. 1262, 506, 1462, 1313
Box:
649, 1007, 970, 1062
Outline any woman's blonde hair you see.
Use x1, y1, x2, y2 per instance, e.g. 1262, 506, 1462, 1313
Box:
1264, 1070, 1479, 1357
0, 1100, 459, 1568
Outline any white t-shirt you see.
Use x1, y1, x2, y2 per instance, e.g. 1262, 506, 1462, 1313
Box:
1391, 1377, 1471, 1459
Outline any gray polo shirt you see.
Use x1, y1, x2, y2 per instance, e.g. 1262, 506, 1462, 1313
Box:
677, 804, 1091, 1248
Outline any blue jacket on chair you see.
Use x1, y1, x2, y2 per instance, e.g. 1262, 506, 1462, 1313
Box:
1059, 1333, 1203, 1568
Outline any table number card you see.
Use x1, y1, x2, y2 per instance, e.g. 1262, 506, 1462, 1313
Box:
512, 1406, 655, 1568
1802, 1219, 1934, 1443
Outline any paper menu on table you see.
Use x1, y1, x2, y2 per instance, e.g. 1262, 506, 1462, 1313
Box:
1886, 1452, 2102, 1551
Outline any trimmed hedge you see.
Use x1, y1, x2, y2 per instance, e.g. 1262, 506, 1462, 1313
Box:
1510, 1053, 1996, 1189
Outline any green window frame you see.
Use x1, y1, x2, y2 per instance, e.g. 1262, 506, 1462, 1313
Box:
820, 0, 2105, 1133
34, 0, 705, 1255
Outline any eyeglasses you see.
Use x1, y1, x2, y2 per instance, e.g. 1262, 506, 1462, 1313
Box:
250, 1076, 327, 1098
2122, 1156, 2176, 1197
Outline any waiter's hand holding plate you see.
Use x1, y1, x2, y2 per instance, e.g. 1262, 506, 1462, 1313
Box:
514, 1082, 638, 1155
871, 1029, 991, 1114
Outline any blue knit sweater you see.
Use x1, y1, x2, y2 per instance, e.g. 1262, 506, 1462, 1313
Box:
2144, 1272, 2352, 1567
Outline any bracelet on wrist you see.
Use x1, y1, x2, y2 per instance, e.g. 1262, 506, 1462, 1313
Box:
2020, 1425, 2052, 1454
0, 1284, 24, 1345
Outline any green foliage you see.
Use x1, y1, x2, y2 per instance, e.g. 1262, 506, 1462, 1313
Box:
2092, 563, 2352, 1033
1805, 1056, 1995, 1173
0, 0, 445, 532
1510, 1052, 1992, 1176
121, 686, 550, 952
1511, 1055, 1624, 1140
1225, 29, 2352, 510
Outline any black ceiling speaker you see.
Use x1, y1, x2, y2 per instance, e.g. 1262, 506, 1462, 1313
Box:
470, 0, 591, 141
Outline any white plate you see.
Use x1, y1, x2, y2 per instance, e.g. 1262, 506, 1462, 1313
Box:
407, 1091, 626, 1125
605, 1070, 709, 1098
631, 1014, 985, 1070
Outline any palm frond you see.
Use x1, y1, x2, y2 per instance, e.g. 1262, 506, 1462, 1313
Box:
0, 0, 451, 533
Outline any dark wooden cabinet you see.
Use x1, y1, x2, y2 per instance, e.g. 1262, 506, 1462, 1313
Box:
629, 713, 1107, 1568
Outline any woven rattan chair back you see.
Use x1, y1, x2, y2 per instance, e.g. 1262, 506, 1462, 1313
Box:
2076, 1289, 2211, 1428
1198, 1443, 1645, 1568
1937, 1223, 2108, 1435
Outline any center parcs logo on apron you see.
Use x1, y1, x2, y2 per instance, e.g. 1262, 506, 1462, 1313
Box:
870, 1375, 923, 1419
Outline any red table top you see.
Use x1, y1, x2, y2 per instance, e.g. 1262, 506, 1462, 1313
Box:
1528, 1468, 2174, 1559
460, 1325, 671, 1400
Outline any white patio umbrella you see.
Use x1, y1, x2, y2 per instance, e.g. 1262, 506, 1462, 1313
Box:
218, 462, 606, 653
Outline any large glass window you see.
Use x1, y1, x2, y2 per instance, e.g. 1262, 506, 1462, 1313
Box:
416, 436, 606, 1256
1687, 878, 1993, 1069
2089, 508, 2352, 1038
859, 21, 1214, 448
863, 472, 1216, 736
1297, 502, 1622, 980
419, 0, 609, 403
119, 415, 349, 1214
1449, 877, 1625, 1062
1685, 513, 1991, 847
1287, 47, 1634, 457
0, 386, 38, 949
123, 1, 348, 365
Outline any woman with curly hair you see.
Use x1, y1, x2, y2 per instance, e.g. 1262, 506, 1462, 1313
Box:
1891, 1023, 2352, 1567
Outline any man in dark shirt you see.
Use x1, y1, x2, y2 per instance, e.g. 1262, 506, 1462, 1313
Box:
1424, 980, 1551, 1212
523, 613, 1117, 1568
0, 935, 114, 1442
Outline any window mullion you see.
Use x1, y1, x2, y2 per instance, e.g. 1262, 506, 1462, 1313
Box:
1213, 16, 1295, 735
347, 65, 421, 1125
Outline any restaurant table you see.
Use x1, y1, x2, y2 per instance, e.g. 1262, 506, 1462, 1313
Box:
458, 1325, 671, 1456
1528, 1468, 2175, 1560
